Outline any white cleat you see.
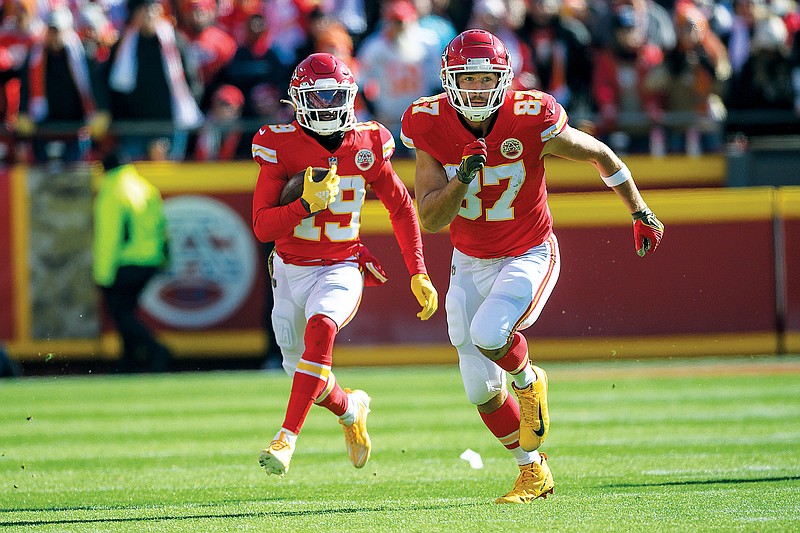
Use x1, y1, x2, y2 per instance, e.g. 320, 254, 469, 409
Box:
258, 432, 294, 476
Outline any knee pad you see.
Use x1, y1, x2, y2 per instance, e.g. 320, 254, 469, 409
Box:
459, 351, 505, 406
271, 302, 302, 376
272, 313, 299, 354
303, 314, 336, 365
470, 295, 518, 350
445, 286, 469, 348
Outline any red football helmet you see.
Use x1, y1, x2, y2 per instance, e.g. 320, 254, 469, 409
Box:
289, 53, 358, 135
441, 29, 514, 122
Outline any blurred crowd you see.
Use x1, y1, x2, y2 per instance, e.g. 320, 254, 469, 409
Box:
2, 0, 800, 163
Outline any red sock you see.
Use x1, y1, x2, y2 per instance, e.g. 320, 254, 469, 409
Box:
479, 394, 521, 450
316, 381, 349, 417
281, 314, 337, 434
493, 332, 529, 375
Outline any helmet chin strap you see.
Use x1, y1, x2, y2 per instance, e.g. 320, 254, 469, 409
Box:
464, 110, 492, 122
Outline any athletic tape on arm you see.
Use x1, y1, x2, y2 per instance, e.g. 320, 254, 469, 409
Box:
601, 164, 632, 187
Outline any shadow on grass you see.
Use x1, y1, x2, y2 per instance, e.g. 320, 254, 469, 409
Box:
606, 474, 800, 488
0, 500, 483, 527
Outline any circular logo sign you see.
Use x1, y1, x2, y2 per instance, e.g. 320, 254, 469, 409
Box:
141, 195, 257, 329
355, 149, 375, 171
500, 138, 523, 159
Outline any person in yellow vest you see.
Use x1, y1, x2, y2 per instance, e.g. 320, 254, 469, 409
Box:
93, 152, 172, 373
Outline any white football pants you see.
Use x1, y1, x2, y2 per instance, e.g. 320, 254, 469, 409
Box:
445, 234, 561, 405
270, 253, 363, 377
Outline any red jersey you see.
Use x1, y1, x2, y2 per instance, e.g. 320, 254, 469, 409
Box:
252, 120, 426, 276
401, 90, 568, 259
188, 26, 237, 85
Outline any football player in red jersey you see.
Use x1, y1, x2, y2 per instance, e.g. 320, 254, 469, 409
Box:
252, 53, 439, 476
401, 29, 664, 504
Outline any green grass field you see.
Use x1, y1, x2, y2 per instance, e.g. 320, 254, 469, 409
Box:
2, 355, 799, 532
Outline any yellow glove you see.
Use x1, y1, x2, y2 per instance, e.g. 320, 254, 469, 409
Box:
88, 110, 112, 139
411, 273, 438, 321
15, 114, 36, 136
301, 164, 340, 214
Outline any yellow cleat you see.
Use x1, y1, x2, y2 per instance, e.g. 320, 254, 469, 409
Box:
513, 365, 549, 451
258, 431, 294, 476
495, 453, 555, 504
340, 388, 372, 468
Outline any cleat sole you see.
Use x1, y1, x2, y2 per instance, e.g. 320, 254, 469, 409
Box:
258, 451, 289, 476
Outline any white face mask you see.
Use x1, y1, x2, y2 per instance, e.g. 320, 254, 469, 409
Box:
290, 80, 357, 136
441, 62, 513, 122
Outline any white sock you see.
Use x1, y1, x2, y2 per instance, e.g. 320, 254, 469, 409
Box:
274, 428, 298, 447
339, 392, 358, 426
511, 446, 541, 466
513, 363, 536, 389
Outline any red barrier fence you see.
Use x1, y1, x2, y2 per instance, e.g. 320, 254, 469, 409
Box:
2, 158, 798, 365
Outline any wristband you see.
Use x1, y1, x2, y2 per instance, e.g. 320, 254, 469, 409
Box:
601, 164, 632, 187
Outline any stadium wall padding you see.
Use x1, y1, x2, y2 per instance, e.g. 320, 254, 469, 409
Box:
1, 159, 797, 365
779, 188, 800, 353
0, 166, 13, 339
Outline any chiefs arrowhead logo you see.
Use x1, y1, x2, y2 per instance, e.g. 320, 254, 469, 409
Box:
500, 138, 523, 160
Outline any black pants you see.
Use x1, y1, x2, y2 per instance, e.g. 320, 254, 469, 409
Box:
102, 265, 171, 372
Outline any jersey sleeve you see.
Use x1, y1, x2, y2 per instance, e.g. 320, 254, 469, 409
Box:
376, 121, 396, 163
399, 106, 416, 150
370, 123, 427, 276
538, 92, 569, 143
399, 96, 441, 155
251, 126, 276, 166
251, 127, 308, 243
371, 162, 427, 277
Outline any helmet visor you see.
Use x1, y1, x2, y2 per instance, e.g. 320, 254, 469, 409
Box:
307, 89, 349, 109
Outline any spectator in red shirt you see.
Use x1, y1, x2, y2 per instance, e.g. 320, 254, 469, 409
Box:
177, 0, 237, 88
216, 0, 260, 46
0, 0, 39, 160
191, 83, 248, 160
592, 4, 665, 155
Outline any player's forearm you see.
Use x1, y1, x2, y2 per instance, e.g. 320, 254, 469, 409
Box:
412, 149, 463, 233
611, 179, 649, 214
417, 180, 467, 233
376, 183, 428, 275
252, 200, 308, 242
389, 209, 427, 275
